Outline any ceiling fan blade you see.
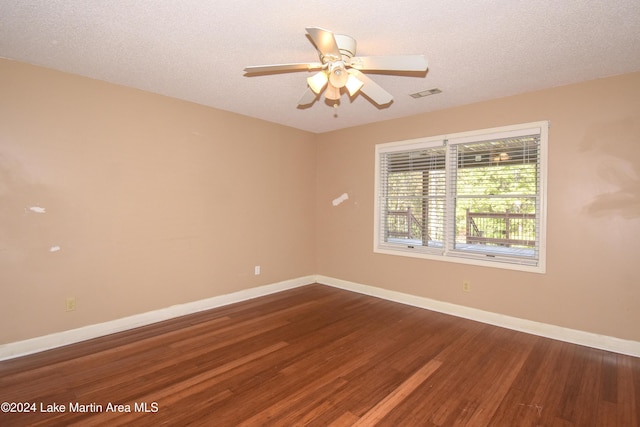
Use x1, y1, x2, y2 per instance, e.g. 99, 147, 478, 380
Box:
244, 62, 323, 74
350, 55, 428, 72
298, 87, 318, 106
305, 27, 341, 59
348, 69, 393, 105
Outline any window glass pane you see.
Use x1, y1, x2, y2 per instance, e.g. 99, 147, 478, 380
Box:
452, 136, 539, 259
382, 147, 445, 247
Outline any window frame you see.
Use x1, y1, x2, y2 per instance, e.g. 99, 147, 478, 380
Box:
374, 121, 548, 273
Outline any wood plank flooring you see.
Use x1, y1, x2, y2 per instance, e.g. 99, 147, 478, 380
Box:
1, 284, 638, 426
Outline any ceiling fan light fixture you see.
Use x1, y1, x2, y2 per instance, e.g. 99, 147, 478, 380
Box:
325, 84, 341, 100
245, 27, 428, 109
345, 73, 364, 96
307, 71, 329, 94
328, 61, 349, 88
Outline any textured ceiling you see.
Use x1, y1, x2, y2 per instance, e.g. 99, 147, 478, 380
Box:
1, 1, 639, 134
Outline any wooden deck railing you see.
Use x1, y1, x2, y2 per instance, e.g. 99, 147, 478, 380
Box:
387, 207, 429, 240
466, 209, 535, 247
387, 208, 534, 247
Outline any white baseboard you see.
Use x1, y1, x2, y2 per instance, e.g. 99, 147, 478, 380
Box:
3, 275, 638, 361
315, 275, 640, 358
0, 275, 315, 361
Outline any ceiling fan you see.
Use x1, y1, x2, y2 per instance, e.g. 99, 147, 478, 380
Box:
244, 27, 428, 107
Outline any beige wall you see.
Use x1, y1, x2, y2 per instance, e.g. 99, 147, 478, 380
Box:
2, 58, 639, 346
316, 72, 640, 341
0, 59, 317, 344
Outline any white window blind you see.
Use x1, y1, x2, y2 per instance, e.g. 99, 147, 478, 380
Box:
374, 122, 548, 273
378, 144, 446, 254
446, 134, 541, 266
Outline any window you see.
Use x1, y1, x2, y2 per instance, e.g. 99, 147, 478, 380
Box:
374, 121, 548, 273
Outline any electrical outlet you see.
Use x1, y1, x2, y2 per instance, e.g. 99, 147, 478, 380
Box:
254, 265, 261, 275
66, 297, 76, 312
462, 281, 471, 292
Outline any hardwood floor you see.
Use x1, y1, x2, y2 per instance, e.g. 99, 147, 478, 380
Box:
1, 284, 638, 426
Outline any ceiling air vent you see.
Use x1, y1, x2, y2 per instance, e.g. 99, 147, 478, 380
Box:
410, 88, 442, 99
